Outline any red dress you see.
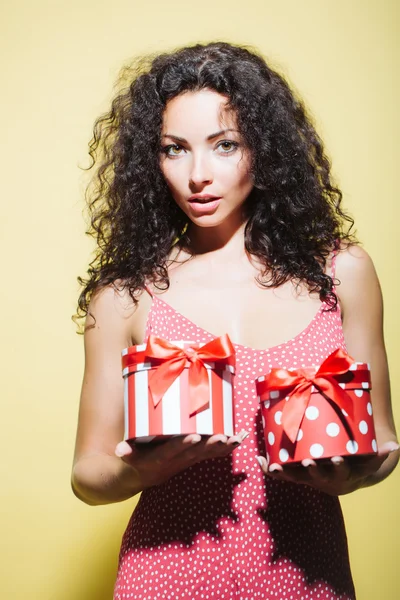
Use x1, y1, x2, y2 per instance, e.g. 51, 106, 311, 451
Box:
114, 277, 355, 599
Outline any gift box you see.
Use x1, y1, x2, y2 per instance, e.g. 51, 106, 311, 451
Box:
122, 334, 236, 443
256, 349, 377, 465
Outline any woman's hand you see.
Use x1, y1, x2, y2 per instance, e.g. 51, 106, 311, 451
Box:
115, 430, 249, 493
256, 440, 399, 496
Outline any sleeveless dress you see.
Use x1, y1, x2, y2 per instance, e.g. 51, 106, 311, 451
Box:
114, 261, 356, 600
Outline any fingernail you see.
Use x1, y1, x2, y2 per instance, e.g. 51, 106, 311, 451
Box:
256, 455, 264, 468
115, 443, 125, 457
388, 444, 400, 453
269, 463, 281, 473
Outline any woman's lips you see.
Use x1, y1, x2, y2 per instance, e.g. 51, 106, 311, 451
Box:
188, 197, 221, 215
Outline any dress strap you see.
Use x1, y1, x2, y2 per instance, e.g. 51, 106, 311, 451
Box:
330, 240, 342, 281
144, 283, 154, 298
330, 251, 338, 281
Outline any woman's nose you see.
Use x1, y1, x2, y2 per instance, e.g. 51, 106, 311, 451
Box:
189, 153, 213, 187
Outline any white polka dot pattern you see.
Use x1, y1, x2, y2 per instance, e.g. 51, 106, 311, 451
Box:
310, 443, 324, 458
346, 440, 359, 454
279, 448, 289, 462
114, 280, 356, 599
326, 422, 340, 437
305, 406, 319, 421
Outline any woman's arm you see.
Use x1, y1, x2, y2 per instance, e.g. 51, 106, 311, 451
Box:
71, 285, 246, 506
336, 244, 399, 487
256, 245, 399, 495
71, 285, 146, 505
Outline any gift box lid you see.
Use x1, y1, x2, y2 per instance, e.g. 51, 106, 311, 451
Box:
122, 338, 236, 377
255, 355, 371, 395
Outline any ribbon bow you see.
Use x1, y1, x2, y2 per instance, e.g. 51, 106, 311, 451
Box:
260, 348, 357, 444
142, 334, 235, 417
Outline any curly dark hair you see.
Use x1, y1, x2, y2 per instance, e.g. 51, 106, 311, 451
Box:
75, 41, 355, 328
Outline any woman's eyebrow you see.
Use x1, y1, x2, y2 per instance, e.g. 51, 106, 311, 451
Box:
162, 129, 239, 143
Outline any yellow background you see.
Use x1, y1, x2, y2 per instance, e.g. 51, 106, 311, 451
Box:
1, 1, 399, 598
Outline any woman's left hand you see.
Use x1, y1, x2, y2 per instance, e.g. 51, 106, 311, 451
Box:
256, 440, 400, 496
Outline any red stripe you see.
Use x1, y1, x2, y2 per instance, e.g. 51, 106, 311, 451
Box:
211, 368, 224, 435
147, 368, 163, 435
180, 367, 197, 434
127, 375, 136, 439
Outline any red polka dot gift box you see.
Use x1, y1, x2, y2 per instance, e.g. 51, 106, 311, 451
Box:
121, 334, 236, 443
255, 349, 377, 465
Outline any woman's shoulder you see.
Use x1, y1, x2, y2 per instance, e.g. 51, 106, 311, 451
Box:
334, 243, 377, 282
86, 282, 152, 346
333, 243, 382, 316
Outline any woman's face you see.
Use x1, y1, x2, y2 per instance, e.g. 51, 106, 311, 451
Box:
159, 89, 253, 229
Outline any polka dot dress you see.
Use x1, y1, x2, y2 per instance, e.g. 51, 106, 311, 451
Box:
114, 272, 355, 599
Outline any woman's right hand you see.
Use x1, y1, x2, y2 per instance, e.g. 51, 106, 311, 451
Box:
115, 431, 248, 491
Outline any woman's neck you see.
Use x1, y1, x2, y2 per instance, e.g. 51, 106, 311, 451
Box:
187, 220, 248, 260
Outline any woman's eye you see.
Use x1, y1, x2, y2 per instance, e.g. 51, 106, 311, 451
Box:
217, 140, 239, 153
163, 144, 185, 157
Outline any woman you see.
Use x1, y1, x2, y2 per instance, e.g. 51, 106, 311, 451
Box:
72, 42, 399, 599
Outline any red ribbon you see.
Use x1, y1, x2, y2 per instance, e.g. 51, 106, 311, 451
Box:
260, 349, 358, 444
141, 334, 235, 417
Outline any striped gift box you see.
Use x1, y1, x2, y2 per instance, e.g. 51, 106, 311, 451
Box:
122, 339, 235, 442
